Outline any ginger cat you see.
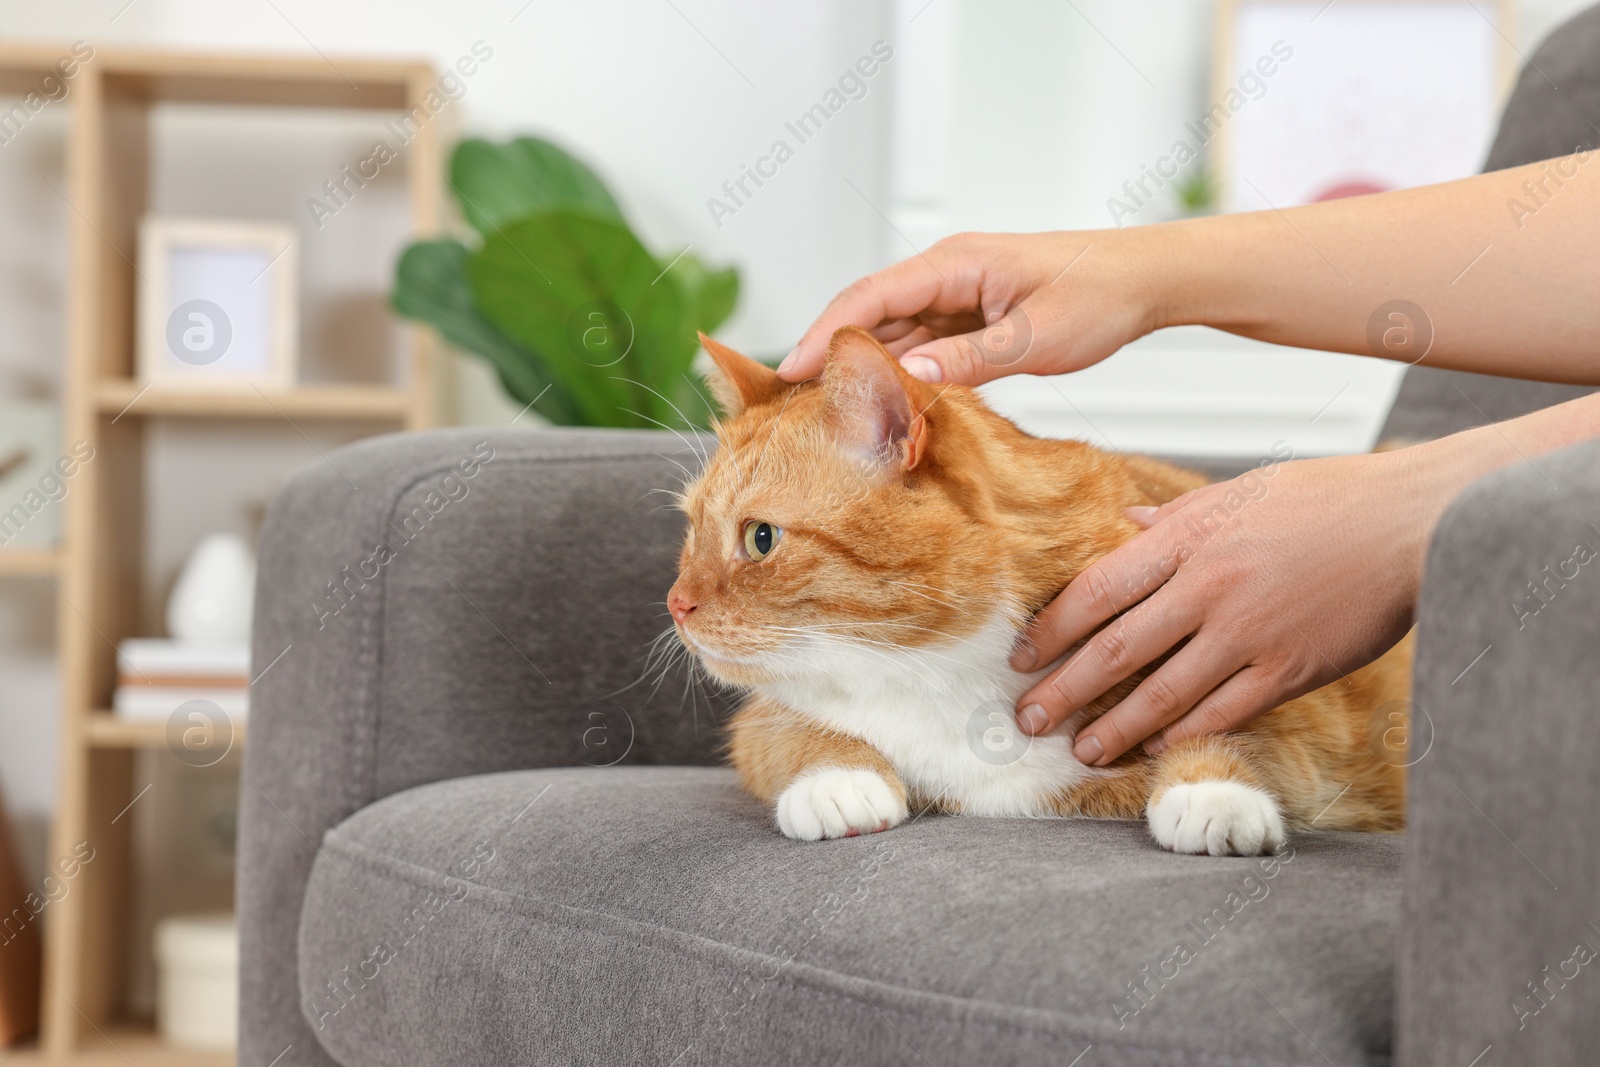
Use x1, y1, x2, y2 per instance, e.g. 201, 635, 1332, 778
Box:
668, 327, 1409, 856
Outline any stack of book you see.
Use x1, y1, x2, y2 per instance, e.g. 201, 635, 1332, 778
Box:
113, 639, 249, 721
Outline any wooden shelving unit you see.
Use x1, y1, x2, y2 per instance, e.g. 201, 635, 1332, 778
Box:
81, 714, 249, 751
95, 380, 415, 421
0, 548, 62, 579
0, 43, 442, 1063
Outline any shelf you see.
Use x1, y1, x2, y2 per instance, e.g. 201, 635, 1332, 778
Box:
98, 47, 428, 110
0, 45, 87, 95
86, 713, 247, 750
0, 547, 60, 578
96, 380, 411, 421
3, 1021, 232, 1065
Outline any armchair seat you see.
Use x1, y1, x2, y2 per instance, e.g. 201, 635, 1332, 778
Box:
299, 765, 1401, 1067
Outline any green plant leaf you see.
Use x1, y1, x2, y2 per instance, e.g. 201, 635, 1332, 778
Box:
391, 238, 579, 424
449, 137, 623, 238
468, 210, 701, 429
656, 252, 739, 428
667, 251, 740, 336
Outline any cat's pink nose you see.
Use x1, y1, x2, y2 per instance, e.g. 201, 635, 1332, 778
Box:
669, 590, 698, 623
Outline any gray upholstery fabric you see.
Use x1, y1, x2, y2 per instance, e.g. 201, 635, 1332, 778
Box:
240, 429, 731, 1067
1377, 2, 1600, 444
301, 766, 1401, 1067
1397, 438, 1600, 1066
1377, 366, 1595, 446
1482, 3, 1600, 173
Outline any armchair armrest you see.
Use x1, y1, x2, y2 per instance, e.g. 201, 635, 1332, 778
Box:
238, 427, 726, 1066
1398, 438, 1600, 1065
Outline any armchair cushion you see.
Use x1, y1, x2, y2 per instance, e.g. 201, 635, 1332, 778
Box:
299, 765, 1402, 1067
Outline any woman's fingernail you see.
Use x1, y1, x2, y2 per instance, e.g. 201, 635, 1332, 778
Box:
1009, 636, 1036, 671
777, 347, 800, 375
900, 355, 942, 382
1074, 735, 1105, 765
1124, 506, 1158, 525
1143, 734, 1166, 756
1018, 703, 1049, 735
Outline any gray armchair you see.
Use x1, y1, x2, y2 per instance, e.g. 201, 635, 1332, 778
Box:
239, 8, 1600, 1066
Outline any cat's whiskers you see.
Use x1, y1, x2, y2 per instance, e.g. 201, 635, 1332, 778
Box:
771, 618, 990, 654
753, 624, 909, 674
678, 372, 719, 435
603, 624, 698, 705
623, 407, 710, 473
789, 617, 970, 639
654, 453, 697, 484
759, 623, 969, 679
879, 577, 985, 610
649, 626, 694, 691
612, 375, 712, 469
640, 485, 687, 504
879, 582, 963, 610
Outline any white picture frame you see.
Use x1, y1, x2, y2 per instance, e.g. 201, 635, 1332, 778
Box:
137, 218, 298, 389
1212, 0, 1513, 215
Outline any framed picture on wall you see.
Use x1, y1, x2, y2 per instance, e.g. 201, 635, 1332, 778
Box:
137, 218, 298, 389
1211, 0, 1513, 214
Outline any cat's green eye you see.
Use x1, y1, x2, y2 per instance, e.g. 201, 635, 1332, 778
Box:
743, 520, 782, 561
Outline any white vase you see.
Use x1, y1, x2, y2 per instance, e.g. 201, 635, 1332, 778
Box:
167, 534, 256, 643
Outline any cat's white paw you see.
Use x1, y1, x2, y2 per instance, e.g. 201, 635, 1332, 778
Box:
775, 768, 909, 841
1147, 781, 1286, 856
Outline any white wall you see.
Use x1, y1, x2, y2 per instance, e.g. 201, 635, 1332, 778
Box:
0, 0, 1595, 853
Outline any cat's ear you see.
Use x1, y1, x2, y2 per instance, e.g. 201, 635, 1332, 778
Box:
699, 332, 782, 415
822, 326, 930, 472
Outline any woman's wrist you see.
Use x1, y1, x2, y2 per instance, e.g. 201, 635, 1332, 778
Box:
1394, 414, 1582, 573
1412, 395, 1600, 520
1383, 435, 1495, 586
1068, 222, 1205, 345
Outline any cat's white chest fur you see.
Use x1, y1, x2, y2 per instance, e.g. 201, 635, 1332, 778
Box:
759, 614, 1095, 817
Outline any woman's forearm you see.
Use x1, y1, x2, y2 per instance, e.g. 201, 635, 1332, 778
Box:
1410, 390, 1600, 533
1147, 152, 1600, 383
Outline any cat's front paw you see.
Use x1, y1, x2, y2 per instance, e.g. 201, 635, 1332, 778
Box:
1147, 781, 1286, 856
775, 768, 909, 841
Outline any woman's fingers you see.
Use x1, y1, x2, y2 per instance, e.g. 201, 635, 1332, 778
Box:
868, 318, 924, 346
1140, 667, 1280, 755
1015, 590, 1201, 740
1062, 640, 1243, 765
1126, 486, 1205, 530
897, 296, 1066, 385
1011, 524, 1187, 673
781, 256, 963, 381
883, 325, 939, 357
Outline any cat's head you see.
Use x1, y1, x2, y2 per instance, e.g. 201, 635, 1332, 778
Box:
668, 327, 1023, 688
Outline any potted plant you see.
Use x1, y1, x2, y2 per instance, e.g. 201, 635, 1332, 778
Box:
392, 136, 739, 429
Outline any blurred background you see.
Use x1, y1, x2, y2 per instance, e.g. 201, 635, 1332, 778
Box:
0, 0, 1590, 1058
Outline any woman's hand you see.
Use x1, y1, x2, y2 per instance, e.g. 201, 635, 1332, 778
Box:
1010, 444, 1470, 764
778, 230, 1169, 384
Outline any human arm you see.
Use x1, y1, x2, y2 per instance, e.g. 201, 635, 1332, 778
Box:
780, 152, 1600, 386
1014, 391, 1600, 765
